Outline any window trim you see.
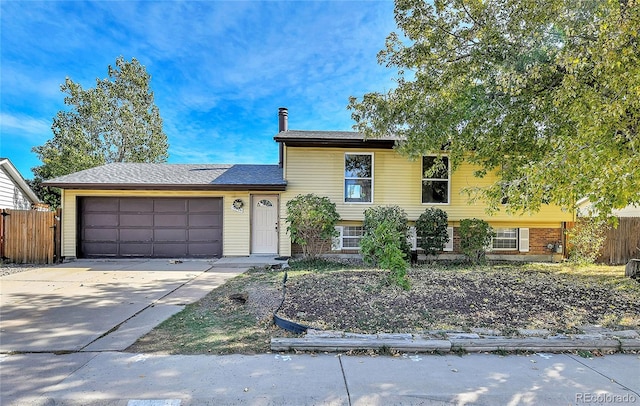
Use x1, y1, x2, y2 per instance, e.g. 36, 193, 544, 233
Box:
341, 225, 365, 250
492, 228, 519, 251
421, 155, 450, 205
344, 152, 374, 204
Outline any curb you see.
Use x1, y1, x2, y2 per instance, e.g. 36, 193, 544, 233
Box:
271, 331, 640, 353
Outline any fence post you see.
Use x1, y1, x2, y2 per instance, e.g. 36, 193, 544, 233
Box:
0, 209, 5, 261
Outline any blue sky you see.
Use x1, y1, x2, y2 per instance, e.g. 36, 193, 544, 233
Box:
0, 0, 398, 179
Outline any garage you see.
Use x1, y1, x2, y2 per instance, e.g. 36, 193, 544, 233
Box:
79, 197, 222, 258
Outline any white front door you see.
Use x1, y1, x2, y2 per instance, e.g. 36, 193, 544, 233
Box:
251, 195, 279, 254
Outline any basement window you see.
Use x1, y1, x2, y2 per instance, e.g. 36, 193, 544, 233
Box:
342, 226, 365, 250
492, 228, 518, 250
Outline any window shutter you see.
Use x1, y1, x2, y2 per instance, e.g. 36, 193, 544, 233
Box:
409, 226, 417, 250
519, 228, 530, 252
444, 227, 454, 252
332, 226, 343, 251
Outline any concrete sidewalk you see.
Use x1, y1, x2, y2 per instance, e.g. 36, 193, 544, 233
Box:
2, 258, 638, 405
1, 352, 638, 405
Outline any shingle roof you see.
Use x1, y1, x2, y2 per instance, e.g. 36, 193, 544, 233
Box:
273, 130, 401, 148
43, 163, 287, 191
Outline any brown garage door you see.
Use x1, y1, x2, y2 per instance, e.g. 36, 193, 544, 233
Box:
79, 197, 222, 258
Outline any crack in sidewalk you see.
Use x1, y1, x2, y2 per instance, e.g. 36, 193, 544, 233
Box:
338, 354, 352, 406
567, 354, 640, 396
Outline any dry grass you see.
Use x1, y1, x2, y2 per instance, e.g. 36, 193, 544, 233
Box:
128, 260, 640, 354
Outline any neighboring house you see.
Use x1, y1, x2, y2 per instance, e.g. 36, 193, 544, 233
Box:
0, 158, 40, 210
45, 108, 574, 261
576, 198, 640, 218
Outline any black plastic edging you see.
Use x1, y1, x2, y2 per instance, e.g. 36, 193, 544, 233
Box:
273, 269, 311, 334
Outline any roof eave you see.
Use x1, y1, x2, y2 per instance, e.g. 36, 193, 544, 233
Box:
273, 137, 397, 149
42, 183, 288, 191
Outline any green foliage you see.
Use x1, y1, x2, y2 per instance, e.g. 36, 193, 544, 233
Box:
459, 219, 495, 264
286, 194, 340, 259
415, 208, 449, 256
32, 56, 168, 207
363, 205, 412, 258
567, 218, 609, 265
25, 179, 59, 209
360, 220, 410, 290
349, 0, 640, 218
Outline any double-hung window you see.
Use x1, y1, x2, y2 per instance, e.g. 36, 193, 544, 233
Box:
422, 156, 449, 204
342, 226, 365, 250
492, 228, 518, 250
345, 153, 373, 203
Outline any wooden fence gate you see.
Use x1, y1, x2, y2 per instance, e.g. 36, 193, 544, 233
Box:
0, 209, 61, 264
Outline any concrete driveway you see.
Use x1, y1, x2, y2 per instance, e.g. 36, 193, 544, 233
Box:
0, 259, 244, 353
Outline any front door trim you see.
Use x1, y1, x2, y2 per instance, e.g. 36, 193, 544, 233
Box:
251, 194, 279, 254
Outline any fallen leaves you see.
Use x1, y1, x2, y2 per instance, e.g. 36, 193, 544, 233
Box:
278, 264, 640, 334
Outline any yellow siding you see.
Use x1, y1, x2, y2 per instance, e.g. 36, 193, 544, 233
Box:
279, 147, 574, 238
60, 189, 264, 258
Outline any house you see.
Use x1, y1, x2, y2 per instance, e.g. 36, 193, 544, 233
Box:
45, 108, 574, 261
577, 198, 640, 218
0, 158, 40, 210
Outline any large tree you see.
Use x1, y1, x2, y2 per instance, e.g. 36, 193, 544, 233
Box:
349, 0, 639, 217
32, 56, 169, 207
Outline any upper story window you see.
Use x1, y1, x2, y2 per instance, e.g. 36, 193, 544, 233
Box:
422, 156, 449, 204
345, 153, 373, 203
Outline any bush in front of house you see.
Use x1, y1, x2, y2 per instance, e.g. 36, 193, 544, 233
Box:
415, 207, 449, 257
459, 218, 495, 264
567, 217, 609, 265
363, 205, 412, 259
361, 205, 411, 290
360, 220, 410, 290
286, 194, 340, 259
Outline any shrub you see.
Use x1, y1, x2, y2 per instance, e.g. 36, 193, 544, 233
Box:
567, 218, 609, 265
363, 205, 412, 258
415, 208, 449, 257
360, 220, 410, 290
459, 218, 494, 264
286, 194, 340, 259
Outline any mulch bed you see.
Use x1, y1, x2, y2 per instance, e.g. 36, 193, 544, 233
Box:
278, 267, 640, 334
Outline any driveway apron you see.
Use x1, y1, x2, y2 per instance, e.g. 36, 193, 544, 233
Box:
0, 260, 242, 353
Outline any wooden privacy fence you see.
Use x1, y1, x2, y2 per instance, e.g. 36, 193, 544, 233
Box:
0, 208, 61, 264
598, 217, 640, 265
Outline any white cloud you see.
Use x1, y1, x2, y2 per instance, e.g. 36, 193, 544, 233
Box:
0, 113, 50, 138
